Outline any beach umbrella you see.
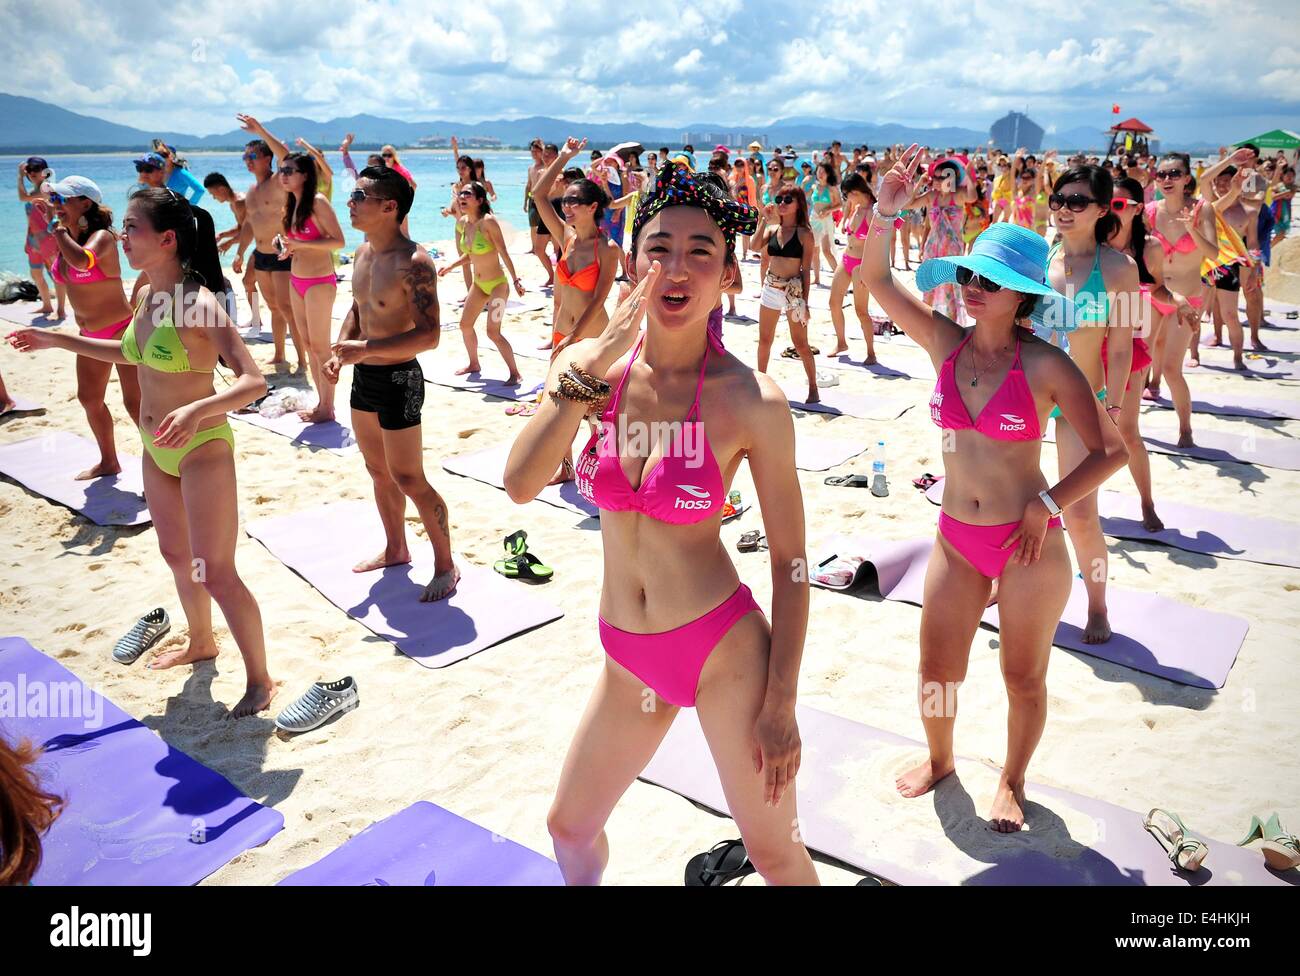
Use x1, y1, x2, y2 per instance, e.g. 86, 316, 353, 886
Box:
609, 142, 644, 161
1236, 129, 1300, 151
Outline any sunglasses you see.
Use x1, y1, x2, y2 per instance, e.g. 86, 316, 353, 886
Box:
49, 192, 67, 205
243, 152, 262, 162
1048, 192, 1098, 212
1155, 169, 1185, 181
134, 163, 160, 174
955, 267, 1002, 292
279, 167, 299, 176
560, 196, 586, 207
382, 152, 394, 158
775, 194, 796, 205
1108, 196, 1138, 213
348, 188, 377, 204
457, 189, 474, 197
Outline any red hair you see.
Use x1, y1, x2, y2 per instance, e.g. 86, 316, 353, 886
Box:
0, 736, 63, 886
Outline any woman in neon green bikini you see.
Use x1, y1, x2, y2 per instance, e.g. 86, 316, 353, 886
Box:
7, 188, 274, 718
438, 181, 524, 384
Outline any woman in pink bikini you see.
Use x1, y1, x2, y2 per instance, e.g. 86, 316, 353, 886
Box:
277, 152, 345, 423
1142, 152, 1219, 447
505, 160, 818, 884
825, 171, 879, 365
38, 176, 142, 479
862, 145, 1127, 833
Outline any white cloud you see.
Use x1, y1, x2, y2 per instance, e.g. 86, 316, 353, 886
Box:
673, 49, 703, 73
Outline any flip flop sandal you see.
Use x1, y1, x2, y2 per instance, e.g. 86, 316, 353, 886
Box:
736, 530, 768, 552
518, 403, 539, 417
824, 474, 871, 487
912, 472, 939, 490
721, 504, 750, 524
494, 551, 554, 582
855, 876, 885, 886
113, 608, 171, 664
1143, 808, 1208, 872
505, 403, 529, 415
781, 346, 800, 359
685, 839, 755, 887
504, 529, 529, 556
1287, 311, 1299, 320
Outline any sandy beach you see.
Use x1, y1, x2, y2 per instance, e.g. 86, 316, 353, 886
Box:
1, 234, 1297, 886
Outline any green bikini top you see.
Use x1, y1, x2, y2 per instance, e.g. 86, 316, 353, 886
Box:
1049, 242, 1110, 326
121, 296, 213, 374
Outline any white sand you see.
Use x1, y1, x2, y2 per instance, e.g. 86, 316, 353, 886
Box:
1, 235, 1297, 886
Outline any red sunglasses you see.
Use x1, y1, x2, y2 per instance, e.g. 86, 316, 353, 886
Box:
1109, 197, 1138, 213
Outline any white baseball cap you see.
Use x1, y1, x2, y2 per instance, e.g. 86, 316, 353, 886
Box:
47, 175, 103, 204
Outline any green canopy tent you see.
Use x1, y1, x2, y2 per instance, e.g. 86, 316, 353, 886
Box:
1236, 129, 1300, 153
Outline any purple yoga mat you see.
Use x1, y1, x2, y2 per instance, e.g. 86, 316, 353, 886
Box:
0, 301, 65, 329
246, 501, 564, 667
0, 637, 284, 885
1045, 419, 1300, 470
228, 400, 358, 454
1148, 392, 1300, 420
277, 801, 562, 886
795, 434, 869, 472
924, 478, 1300, 569
418, 353, 547, 402
808, 354, 925, 381
780, 380, 912, 420
442, 441, 598, 519
640, 705, 1288, 885
811, 533, 1248, 688
0, 432, 149, 526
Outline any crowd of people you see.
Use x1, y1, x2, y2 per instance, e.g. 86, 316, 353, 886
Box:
1, 119, 1295, 885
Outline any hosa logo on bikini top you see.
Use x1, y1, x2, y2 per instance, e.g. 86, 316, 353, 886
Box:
999, 413, 1026, 432
674, 484, 712, 509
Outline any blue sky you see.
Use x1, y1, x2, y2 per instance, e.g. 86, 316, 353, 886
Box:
7, 0, 1297, 144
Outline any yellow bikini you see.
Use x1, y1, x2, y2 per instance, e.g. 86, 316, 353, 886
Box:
121, 298, 234, 477
464, 223, 508, 295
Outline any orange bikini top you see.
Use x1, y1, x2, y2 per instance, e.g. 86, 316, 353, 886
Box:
556, 235, 603, 292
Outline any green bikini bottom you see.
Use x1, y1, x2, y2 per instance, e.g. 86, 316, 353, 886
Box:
140, 422, 235, 477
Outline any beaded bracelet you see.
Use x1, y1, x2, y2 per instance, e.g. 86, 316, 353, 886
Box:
870, 212, 905, 237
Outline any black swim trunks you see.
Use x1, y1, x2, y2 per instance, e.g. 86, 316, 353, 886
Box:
350, 359, 425, 430
1213, 264, 1242, 292
253, 249, 293, 273
528, 201, 549, 236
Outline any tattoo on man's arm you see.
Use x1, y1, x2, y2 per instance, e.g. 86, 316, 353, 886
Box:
406, 262, 440, 327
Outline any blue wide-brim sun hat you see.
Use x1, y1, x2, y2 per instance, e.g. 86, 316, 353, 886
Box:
915, 223, 1076, 337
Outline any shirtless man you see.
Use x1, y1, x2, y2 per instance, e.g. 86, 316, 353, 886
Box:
231, 114, 303, 369
525, 139, 555, 287
323, 166, 459, 602
205, 172, 261, 335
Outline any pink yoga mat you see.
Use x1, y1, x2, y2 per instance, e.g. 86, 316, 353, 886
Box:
640, 705, 1288, 885
812, 532, 1249, 688
0, 431, 149, 526
246, 501, 564, 667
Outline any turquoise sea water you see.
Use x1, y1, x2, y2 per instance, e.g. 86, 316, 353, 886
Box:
2, 150, 540, 275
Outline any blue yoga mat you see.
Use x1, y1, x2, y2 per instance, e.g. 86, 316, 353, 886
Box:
0, 637, 284, 885
278, 801, 563, 886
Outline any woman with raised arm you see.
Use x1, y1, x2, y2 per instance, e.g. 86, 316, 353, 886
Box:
1141, 152, 1221, 446
860, 145, 1126, 832
277, 152, 347, 423
31, 176, 143, 479
8, 188, 274, 718
753, 186, 818, 402
1043, 165, 1142, 645
504, 163, 817, 885
17, 157, 65, 318
825, 171, 879, 364
437, 182, 524, 384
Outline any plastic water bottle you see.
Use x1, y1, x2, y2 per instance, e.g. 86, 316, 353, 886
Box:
871, 440, 889, 497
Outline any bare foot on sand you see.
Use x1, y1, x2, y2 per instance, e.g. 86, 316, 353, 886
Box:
1083, 609, 1112, 644
1141, 503, 1164, 533
989, 775, 1027, 833
454, 363, 481, 376
354, 549, 411, 573
230, 681, 276, 719
75, 460, 121, 481
297, 406, 335, 424
147, 638, 220, 670
825, 345, 849, 358
420, 564, 460, 602
895, 757, 956, 798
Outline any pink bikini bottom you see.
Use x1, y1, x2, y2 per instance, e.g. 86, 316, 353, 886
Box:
939, 511, 1063, 580
291, 273, 337, 298
80, 315, 131, 340
599, 583, 763, 707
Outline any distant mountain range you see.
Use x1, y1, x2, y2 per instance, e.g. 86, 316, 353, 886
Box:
0, 93, 1219, 155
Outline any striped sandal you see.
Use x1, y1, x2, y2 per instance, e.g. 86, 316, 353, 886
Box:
113, 608, 171, 664
274, 677, 360, 734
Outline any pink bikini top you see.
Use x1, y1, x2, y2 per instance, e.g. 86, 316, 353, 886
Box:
285, 217, 323, 242
51, 249, 114, 286
1144, 202, 1197, 257
575, 335, 725, 525
852, 211, 871, 240
930, 334, 1041, 441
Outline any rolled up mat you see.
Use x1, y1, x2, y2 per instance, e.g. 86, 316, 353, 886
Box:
780, 381, 912, 420
811, 533, 1248, 688
417, 354, 547, 402
1044, 419, 1300, 470
228, 400, 358, 455
0, 432, 149, 526
1148, 392, 1300, 420
639, 704, 1287, 886
923, 477, 1300, 569
0, 637, 284, 885
794, 434, 869, 472
245, 501, 563, 667
442, 441, 598, 519
277, 801, 562, 886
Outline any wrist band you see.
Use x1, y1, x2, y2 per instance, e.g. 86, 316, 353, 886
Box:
1038, 489, 1062, 517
